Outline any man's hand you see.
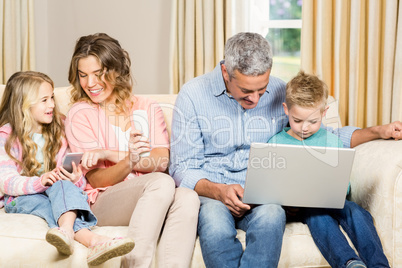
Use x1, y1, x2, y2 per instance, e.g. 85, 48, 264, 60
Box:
350, 121, 402, 147
194, 179, 252, 217
377, 121, 402, 140
217, 184, 251, 217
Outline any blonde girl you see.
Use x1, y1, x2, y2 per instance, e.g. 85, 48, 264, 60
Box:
0, 71, 134, 266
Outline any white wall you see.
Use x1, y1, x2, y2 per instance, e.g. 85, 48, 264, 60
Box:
34, 0, 172, 94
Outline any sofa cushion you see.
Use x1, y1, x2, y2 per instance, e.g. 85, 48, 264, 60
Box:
0, 208, 127, 266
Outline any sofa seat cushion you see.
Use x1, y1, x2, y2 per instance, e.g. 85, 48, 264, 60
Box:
0, 208, 128, 267
1, 207, 342, 267
189, 222, 334, 267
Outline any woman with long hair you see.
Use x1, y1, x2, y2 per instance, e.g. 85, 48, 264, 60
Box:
65, 33, 199, 268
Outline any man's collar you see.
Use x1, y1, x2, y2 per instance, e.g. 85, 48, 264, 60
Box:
211, 61, 227, 97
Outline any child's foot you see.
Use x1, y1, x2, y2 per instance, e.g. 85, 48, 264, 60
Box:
46, 227, 74, 255
87, 237, 135, 266
346, 260, 367, 268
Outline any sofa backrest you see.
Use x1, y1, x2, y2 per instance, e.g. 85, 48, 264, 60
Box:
0, 85, 342, 139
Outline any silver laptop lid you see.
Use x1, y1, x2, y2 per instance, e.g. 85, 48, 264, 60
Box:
242, 143, 355, 209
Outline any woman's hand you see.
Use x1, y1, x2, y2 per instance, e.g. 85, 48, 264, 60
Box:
56, 161, 83, 183
129, 130, 151, 168
81, 149, 109, 169
41, 169, 59, 186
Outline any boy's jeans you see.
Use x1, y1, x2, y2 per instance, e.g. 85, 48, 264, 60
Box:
198, 196, 286, 268
303, 200, 390, 268
5, 180, 97, 232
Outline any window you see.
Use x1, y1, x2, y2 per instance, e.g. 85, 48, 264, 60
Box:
247, 0, 302, 82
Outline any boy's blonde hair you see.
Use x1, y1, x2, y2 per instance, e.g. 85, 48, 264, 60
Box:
0, 71, 64, 176
285, 71, 328, 112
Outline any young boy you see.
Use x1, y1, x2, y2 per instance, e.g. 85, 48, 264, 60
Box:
268, 71, 389, 268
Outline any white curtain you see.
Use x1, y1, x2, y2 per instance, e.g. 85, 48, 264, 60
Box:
301, 0, 402, 128
0, 0, 35, 84
169, 0, 248, 93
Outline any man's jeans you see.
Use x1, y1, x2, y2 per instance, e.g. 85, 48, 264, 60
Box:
198, 196, 286, 268
5, 180, 97, 232
303, 200, 390, 268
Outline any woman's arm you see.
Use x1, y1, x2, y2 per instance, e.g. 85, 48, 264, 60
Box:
81, 149, 125, 166
85, 156, 133, 188
84, 146, 168, 188
65, 104, 131, 187
132, 147, 169, 173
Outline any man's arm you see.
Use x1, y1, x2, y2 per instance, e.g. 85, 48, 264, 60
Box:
350, 121, 402, 148
169, 90, 210, 189
169, 89, 251, 216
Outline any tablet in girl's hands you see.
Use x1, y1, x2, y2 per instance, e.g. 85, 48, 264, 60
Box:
62, 152, 84, 173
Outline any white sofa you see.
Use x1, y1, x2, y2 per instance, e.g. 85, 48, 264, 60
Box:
0, 85, 401, 267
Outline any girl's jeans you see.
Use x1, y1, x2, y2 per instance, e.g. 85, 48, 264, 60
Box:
5, 180, 97, 232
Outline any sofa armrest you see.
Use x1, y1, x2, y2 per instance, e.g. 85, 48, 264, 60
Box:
349, 139, 402, 266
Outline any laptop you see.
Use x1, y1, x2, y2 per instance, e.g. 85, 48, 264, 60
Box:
242, 143, 356, 209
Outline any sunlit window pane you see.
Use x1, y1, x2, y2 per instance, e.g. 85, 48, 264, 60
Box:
266, 28, 301, 82
269, 0, 302, 20
246, 0, 302, 82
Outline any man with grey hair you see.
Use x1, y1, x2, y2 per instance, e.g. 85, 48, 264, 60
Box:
170, 32, 288, 267
170, 32, 401, 267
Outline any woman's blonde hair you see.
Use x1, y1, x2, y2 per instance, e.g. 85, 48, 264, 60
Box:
285, 70, 329, 112
0, 71, 64, 176
68, 33, 134, 113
